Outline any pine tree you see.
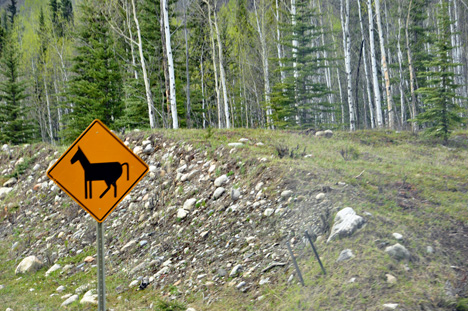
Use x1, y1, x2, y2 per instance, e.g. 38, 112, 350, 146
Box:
61, 0, 74, 24
271, 0, 334, 128
414, 1, 463, 144
7, 0, 17, 25
63, 0, 124, 141
0, 31, 33, 144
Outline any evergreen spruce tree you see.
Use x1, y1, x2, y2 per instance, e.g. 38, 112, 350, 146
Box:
0, 31, 33, 144
61, 0, 74, 24
63, 0, 123, 141
271, 0, 333, 128
7, 0, 17, 25
414, 1, 463, 144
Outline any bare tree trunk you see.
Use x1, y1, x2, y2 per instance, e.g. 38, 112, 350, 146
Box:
375, 0, 394, 129
357, 0, 374, 128
341, 0, 355, 131
200, 50, 206, 129
367, 0, 383, 128
43, 75, 54, 144
161, 0, 179, 129
213, 10, 230, 128
184, 2, 192, 128
125, 0, 138, 79
406, 0, 418, 132
397, 3, 406, 129
204, 0, 222, 128
274, 0, 285, 85
131, 0, 155, 128
291, 0, 299, 124
254, 0, 272, 128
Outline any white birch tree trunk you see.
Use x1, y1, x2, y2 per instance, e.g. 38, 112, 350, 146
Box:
357, 0, 374, 129
375, 0, 394, 129
274, 0, 285, 85
125, 0, 138, 79
397, 5, 406, 128
367, 0, 383, 128
213, 10, 230, 128
291, 0, 299, 123
131, 0, 156, 128
254, 0, 272, 128
405, 0, 418, 132
204, 0, 221, 128
162, 0, 179, 129
341, 0, 355, 131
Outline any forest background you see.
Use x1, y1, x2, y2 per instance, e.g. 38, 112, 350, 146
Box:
0, 0, 467, 144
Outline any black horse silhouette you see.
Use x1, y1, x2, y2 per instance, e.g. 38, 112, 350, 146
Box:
71, 146, 129, 199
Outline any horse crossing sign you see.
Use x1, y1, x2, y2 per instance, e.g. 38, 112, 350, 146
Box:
47, 119, 149, 223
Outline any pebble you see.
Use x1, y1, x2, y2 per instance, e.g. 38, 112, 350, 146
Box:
386, 274, 397, 284
315, 193, 326, 200
56, 285, 66, 293
392, 233, 403, 240
236, 281, 246, 289
229, 265, 243, 277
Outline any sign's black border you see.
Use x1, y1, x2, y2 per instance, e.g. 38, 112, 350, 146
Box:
47, 119, 149, 222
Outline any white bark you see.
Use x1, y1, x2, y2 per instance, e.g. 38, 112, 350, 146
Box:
375, 0, 394, 129
357, 0, 374, 129
131, 0, 156, 128
162, 0, 179, 129
291, 0, 299, 123
367, 0, 383, 128
341, 0, 355, 131
274, 0, 285, 85
43, 75, 54, 143
254, 0, 272, 128
204, 0, 221, 128
125, 0, 138, 79
213, 10, 230, 128
397, 5, 406, 128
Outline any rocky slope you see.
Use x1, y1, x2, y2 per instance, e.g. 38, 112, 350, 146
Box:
1, 129, 467, 311
0, 130, 340, 308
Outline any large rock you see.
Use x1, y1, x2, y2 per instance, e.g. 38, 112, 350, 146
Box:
336, 249, 354, 262
177, 209, 189, 219
61, 294, 79, 306
327, 207, 365, 242
183, 198, 197, 210
213, 187, 225, 200
3, 177, 17, 187
0, 187, 13, 199
231, 188, 241, 201
15, 256, 43, 274
214, 175, 228, 187
80, 290, 98, 305
385, 243, 410, 260
45, 264, 61, 277
121, 240, 137, 252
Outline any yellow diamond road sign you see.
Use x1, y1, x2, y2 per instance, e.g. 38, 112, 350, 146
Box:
47, 119, 149, 222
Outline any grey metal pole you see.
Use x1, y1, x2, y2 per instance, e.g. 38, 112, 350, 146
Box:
97, 221, 106, 311
286, 241, 304, 286
305, 230, 326, 275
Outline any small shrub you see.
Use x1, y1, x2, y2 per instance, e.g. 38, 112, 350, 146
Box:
154, 299, 185, 311
339, 146, 360, 161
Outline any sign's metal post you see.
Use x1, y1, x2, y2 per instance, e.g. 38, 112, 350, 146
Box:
97, 221, 106, 311
286, 241, 305, 286
305, 230, 326, 275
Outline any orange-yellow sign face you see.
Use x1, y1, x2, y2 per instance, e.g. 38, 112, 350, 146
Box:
47, 119, 149, 223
